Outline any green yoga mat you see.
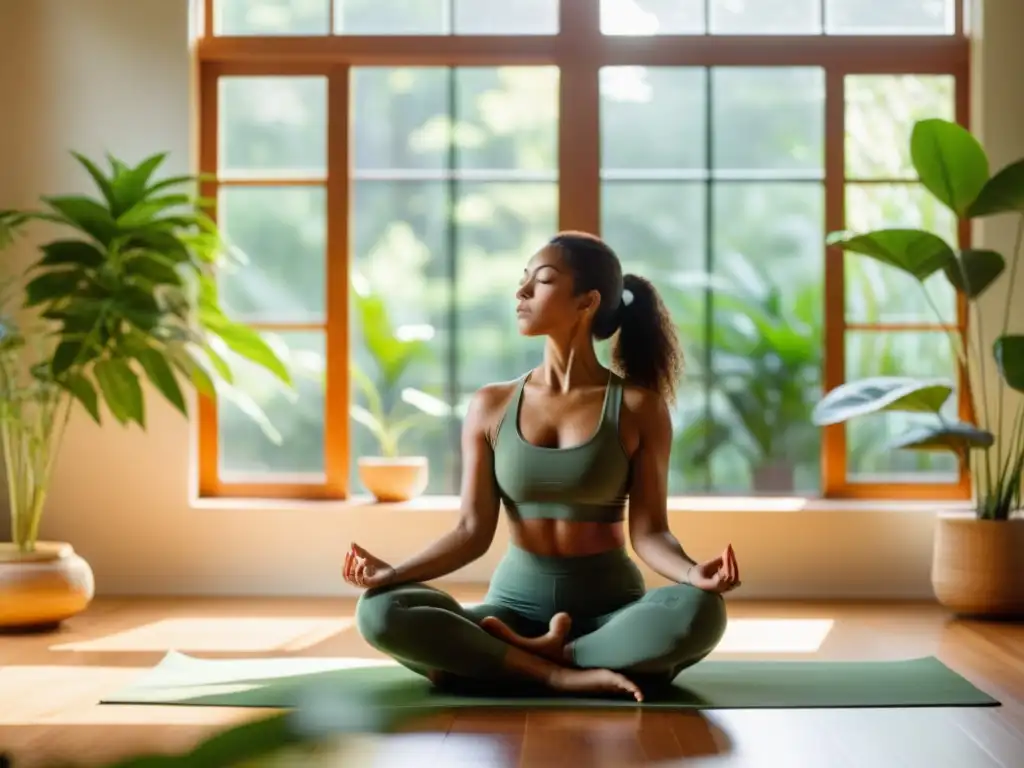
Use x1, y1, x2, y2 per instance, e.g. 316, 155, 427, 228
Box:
102, 651, 998, 710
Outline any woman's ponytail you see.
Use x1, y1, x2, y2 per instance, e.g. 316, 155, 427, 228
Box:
611, 273, 684, 404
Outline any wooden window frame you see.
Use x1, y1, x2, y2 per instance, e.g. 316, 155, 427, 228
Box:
193, 0, 972, 502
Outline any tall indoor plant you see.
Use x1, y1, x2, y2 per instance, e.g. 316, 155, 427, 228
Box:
813, 118, 1024, 616
0, 152, 292, 629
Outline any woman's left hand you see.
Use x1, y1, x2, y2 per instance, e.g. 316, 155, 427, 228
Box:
686, 543, 741, 593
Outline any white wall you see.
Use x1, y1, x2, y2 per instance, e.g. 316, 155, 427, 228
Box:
0, 0, 1019, 599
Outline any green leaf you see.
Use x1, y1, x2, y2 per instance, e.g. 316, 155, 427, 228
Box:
352, 289, 430, 390
71, 151, 117, 210
24, 269, 86, 306
993, 335, 1024, 392
910, 118, 989, 217
169, 349, 215, 398
812, 377, 955, 426
943, 249, 1006, 299
889, 421, 995, 452
967, 158, 1024, 218
52, 340, 84, 377
61, 373, 101, 424
826, 228, 955, 281
110, 153, 169, 215
42, 195, 120, 245
125, 252, 183, 285
37, 239, 105, 269
207, 318, 292, 386
135, 347, 187, 418
94, 357, 145, 428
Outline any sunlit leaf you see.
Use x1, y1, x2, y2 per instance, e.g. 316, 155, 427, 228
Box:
910, 118, 989, 217
812, 377, 955, 426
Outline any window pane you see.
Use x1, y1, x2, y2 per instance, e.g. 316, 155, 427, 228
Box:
601, 182, 707, 375
846, 75, 956, 180
601, 0, 704, 35
710, 0, 820, 34
845, 331, 960, 482
219, 77, 327, 179
845, 183, 957, 323
336, 0, 558, 34
668, 377, 714, 492
824, 0, 954, 34
456, 182, 558, 393
712, 68, 825, 176
454, 0, 558, 33
219, 331, 326, 477
350, 180, 450, 495
215, 0, 330, 35
218, 187, 326, 323
600, 67, 706, 173
707, 183, 824, 494
352, 68, 449, 171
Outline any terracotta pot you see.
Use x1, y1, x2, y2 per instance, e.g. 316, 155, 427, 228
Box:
358, 456, 429, 502
931, 514, 1024, 618
0, 541, 95, 631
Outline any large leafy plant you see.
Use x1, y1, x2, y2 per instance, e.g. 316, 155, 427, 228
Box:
673, 255, 822, 491
814, 118, 1024, 519
0, 152, 292, 552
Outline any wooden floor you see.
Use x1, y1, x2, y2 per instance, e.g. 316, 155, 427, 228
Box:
3, 588, 1024, 767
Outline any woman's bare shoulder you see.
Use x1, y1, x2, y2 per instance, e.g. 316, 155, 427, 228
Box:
464, 377, 525, 439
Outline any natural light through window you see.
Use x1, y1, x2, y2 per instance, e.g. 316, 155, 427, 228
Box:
194, 0, 970, 504
49, 617, 353, 653
714, 618, 836, 654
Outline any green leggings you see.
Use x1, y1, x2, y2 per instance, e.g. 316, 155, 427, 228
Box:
355, 544, 728, 687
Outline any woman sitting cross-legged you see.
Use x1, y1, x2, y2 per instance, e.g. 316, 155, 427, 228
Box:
343, 231, 740, 702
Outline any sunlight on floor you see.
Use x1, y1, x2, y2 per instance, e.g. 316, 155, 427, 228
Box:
716, 618, 835, 653
49, 617, 354, 653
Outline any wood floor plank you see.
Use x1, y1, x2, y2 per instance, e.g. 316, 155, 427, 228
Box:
1, 592, 1021, 768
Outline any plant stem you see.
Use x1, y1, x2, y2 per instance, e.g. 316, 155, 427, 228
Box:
995, 214, 1024, 500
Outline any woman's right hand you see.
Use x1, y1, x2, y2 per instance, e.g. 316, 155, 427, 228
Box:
343, 542, 396, 589
687, 543, 741, 593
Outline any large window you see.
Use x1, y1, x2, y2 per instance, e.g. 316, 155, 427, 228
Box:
194, 0, 970, 500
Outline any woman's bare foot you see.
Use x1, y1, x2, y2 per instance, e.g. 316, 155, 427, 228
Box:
480, 612, 573, 663
548, 667, 644, 702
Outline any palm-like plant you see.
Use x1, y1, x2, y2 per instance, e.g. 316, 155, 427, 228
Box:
0, 152, 292, 552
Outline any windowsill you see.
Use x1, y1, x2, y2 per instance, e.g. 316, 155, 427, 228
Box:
191, 493, 977, 515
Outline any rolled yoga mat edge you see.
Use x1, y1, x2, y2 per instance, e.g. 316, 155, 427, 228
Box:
100, 651, 1000, 710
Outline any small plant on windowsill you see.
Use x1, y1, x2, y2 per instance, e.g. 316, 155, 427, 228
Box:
813, 118, 1024, 618
0, 152, 292, 631
350, 276, 444, 503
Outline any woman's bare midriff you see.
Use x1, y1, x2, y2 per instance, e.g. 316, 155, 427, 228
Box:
510, 518, 626, 557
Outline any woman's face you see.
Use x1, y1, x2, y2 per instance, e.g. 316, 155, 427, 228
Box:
515, 245, 598, 337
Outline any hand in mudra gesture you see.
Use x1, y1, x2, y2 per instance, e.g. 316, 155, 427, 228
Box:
343, 543, 395, 589
687, 543, 741, 593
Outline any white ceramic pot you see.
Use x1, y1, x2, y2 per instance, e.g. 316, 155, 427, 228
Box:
357, 456, 429, 502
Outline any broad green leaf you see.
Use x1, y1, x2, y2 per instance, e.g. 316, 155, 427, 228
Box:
42, 195, 119, 245
61, 373, 101, 424
910, 118, 989, 217
25, 269, 86, 306
94, 357, 145, 428
52, 340, 84, 377
993, 335, 1024, 392
943, 249, 1006, 298
826, 228, 955, 281
136, 347, 187, 417
169, 349, 215, 398
143, 174, 196, 199
352, 290, 430, 389
967, 157, 1024, 218
812, 376, 955, 426
110, 153, 169, 216
125, 253, 183, 286
209, 319, 292, 386
37, 239, 105, 269
889, 421, 995, 452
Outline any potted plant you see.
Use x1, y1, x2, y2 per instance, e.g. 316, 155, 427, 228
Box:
0, 152, 292, 631
813, 118, 1024, 617
672, 255, 823, 493
350, 278, 441, 502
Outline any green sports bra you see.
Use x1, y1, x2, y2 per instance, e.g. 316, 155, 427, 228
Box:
492, 371, 631, 524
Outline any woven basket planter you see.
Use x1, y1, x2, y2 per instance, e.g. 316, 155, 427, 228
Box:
931, 515, 1024, 618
